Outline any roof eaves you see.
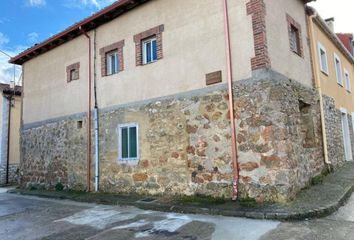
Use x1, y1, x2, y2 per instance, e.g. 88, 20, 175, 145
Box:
10, 0, 150, 65
307, 6, 354, 64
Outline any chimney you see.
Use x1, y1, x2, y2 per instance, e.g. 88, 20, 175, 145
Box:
325, 17, 335, 32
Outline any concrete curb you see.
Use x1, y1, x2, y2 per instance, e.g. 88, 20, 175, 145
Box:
8, 162, 354, 221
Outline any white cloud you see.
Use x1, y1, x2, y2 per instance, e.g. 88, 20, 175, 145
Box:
26, 0, 46, 7
64, 0, 117, 9
0, 33, 9, 46
27, 32, 39, 44
308, 0, 354, 33
0, 45, 26, 84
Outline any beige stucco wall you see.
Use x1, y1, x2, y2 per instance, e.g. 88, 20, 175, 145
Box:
23, 0, 254, 124
312, 20, 354, 112
266, 0, 313, 87
23, 34, 89, 124
9, 95, 21, 164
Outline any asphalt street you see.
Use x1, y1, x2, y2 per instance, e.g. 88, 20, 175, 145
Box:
2, 188, 354, 240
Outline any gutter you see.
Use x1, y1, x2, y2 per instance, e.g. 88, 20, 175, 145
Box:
223, 0, 240, 201
307, 12, 331, 165
5, 96, 12, 184
79, 26, 93, 192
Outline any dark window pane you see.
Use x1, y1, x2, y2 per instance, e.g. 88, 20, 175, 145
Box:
152, 39, 157, 61
121, 127, 128, 159
146, 42, 152, 63
129, 127, 137, 158
111, 54, 116, 74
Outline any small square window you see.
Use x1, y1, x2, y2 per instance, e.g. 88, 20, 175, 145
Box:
345, 70, 351, 92
142, 37, 157, 65
106, 51, 119, 75
66, 62, 80, 82
70, 69, 78, 81
334, 53, 343, 86
118, 124, 139, 160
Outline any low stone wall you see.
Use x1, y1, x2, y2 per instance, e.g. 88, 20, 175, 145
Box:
322, 96, 345, 168
0, 164, 19, 185
20, 71, 326, 202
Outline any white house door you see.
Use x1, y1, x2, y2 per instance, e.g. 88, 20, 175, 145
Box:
341, 112, 353, 161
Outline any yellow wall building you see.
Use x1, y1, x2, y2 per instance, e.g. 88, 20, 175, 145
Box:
0, 84, 22, 185
307, 7, 354, 163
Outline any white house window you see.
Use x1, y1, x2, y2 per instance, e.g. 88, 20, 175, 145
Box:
106, 51, 119, 75
142, 37, 157, 64
118, 124, 139, 160
317, 43, 328, 75
344, 69, 351, 92
334, 53, 343, 86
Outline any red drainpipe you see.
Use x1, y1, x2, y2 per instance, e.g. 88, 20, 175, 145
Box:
80, 26, 92, 192
223, 0, 239, 201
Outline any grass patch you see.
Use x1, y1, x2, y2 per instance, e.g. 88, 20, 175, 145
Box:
239, 197, 257, 207
55, 182, 64, 191
311, 168, 331, 186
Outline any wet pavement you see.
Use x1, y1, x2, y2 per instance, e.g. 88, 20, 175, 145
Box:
0, 190, 279, 240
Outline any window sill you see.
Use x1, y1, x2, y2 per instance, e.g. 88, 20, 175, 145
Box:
142, 60, 158, 66
291, 50, 303, 58
320, 70, 329, 76
118, 158, 140, 166
104, 72, 121, 77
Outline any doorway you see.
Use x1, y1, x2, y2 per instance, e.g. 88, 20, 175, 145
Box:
341, 109, 352, 161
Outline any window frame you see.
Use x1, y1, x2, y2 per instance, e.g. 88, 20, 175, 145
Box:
66, 62, 80, 83
106, 50, 119, 76
317, 42, 329, 75
118, 123, 139, 161
290, 25, 301, 55
286, 14, 303, 57
344, 69, 351, 92
334, 53, 344, 86
142, 37, 158, 65
69, 69, 78, 81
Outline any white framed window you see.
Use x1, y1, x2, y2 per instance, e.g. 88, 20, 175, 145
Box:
344, 69, 351, 92
334, 53, 343, 86
142, 37, 157, 64
118, 123, 139, 161
317, 42, 328, 75
106, 50, 119, 75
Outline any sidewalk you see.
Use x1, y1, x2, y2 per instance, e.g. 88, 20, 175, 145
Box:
8, 161, 354, 221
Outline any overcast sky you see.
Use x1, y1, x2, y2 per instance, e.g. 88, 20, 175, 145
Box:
308, 0, 354, 33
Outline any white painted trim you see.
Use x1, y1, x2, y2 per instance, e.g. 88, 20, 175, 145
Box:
334, 52, 343, 86
106, 51, 119, 75
344, 69, 351, 92
117, 123, 139, 161
317, 42, 329, 75
142, 37, 157, 65
340, 107, 348, 114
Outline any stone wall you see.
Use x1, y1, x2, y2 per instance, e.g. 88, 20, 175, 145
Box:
21, 72, 326, 202
0, 164, 19, 185
20, 118, 87, 190
323, 96, 346, 168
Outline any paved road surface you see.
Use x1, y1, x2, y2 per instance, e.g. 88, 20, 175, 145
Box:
2, 188, 354, 239
0, 189, 278, 240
